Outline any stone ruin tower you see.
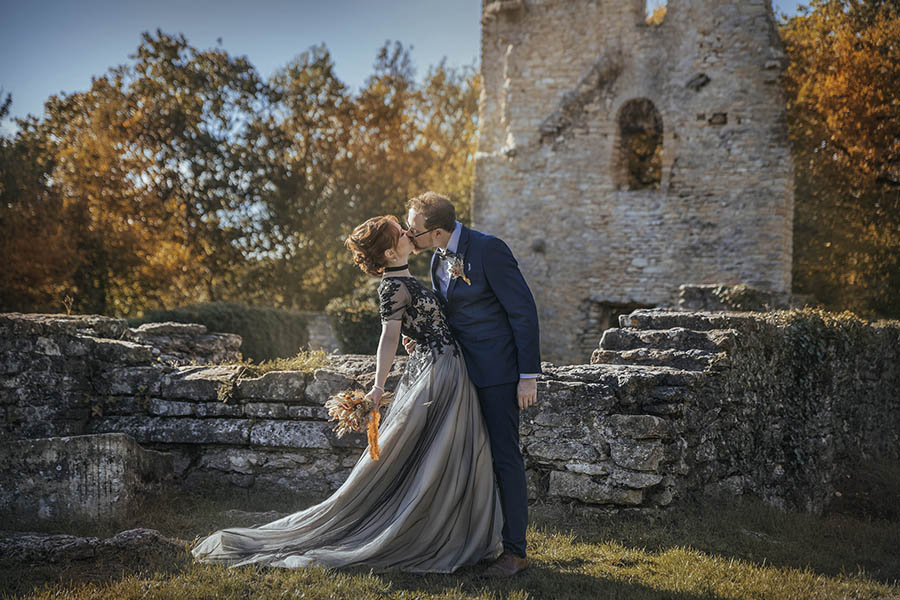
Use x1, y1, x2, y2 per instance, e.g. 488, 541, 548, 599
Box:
472, 0, 794, 364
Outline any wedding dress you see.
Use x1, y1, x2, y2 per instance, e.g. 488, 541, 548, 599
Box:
191, 275, 503, 573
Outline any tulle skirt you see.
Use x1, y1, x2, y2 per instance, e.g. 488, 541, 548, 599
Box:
190, 345, 503, 573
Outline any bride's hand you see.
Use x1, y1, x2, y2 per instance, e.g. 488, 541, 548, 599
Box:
402, 335, 416, 354
365, 386, 385, 412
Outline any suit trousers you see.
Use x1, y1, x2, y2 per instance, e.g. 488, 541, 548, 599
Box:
475, 381, 528, 558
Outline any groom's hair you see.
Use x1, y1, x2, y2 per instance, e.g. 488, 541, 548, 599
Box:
406, 192, 456, 233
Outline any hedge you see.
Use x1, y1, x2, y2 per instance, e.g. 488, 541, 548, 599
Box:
325, 279, 382, 354
127, 301, 309, 363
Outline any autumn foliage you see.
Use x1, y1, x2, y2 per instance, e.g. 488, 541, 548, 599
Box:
780, 0, 900, 318
2, 2, 899, 321
0, 32, 479, 317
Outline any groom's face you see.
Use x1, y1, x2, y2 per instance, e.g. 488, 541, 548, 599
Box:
405, 208, 436, 253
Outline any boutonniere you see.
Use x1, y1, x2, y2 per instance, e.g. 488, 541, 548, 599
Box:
446, 254, 471, 285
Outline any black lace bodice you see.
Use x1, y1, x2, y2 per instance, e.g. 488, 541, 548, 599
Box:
378, 276, 459, 362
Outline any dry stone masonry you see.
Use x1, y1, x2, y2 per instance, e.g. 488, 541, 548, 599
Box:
473, 0, 794, 363
3, 310, 898, 522
0, 433, 173, 522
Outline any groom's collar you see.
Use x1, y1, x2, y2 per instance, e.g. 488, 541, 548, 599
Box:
446, 221, 462, 254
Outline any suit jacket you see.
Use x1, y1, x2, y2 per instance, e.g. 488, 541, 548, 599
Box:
431, 224, 541, 388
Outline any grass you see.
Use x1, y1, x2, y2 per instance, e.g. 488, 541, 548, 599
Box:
188, 348, 333, 377
3, 465, 899, 600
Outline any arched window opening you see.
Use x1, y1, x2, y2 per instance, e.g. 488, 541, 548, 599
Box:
616, 98, 663, 190
646, 0, 667, 26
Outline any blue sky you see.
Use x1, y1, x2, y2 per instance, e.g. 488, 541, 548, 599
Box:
0, 0, 804, 137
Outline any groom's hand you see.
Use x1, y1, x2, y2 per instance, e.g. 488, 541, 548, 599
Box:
402, 335, 416, 354
517, 377, 537, 410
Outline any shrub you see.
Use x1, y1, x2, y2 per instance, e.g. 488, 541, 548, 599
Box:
325, 279, 382, 354
127, 301, 309, 363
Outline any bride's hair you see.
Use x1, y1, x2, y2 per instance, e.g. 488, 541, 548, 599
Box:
345, 215, 401, 276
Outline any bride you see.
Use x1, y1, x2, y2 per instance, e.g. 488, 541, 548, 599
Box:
190, 215, 503, 573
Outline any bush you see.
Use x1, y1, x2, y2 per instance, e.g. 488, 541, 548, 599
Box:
325, 279, 382, 354
127, 301, 309, 363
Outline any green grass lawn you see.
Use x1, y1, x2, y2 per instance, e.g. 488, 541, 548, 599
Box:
3, 467, 899, 600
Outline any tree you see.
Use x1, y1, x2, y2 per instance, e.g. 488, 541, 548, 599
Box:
1, 31, 267, 315
0, 93, 78, 312
1, 36, 482, 317
247, 42, 481, 310
780, 0, 900, 318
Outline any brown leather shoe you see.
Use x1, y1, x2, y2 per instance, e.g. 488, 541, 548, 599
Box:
481, 551, 528, 577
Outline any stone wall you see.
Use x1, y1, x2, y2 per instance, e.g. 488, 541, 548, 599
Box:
473, 0, 794, 363
3, 310, 899, 516
0, 433, 173, 521
594, 308, 900, 514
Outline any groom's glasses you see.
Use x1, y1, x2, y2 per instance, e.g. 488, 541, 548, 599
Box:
404, 224, 437, 239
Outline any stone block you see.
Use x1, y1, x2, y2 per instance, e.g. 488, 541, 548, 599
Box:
193, 401, 244, 417
125, 321, 242, 366
149, 399, 194, 417
235, 371, 308, 402
548, 471, 643, 505
79, 335, 155, 364
249, 420, 331, 449
305, 369, 358, 405
609, 438, 665, 471
0, 433, 173, 521
608, 467, 664, 489
87, 416, 251, 445
243, 402, 290, 419
527, 439, 598, 463
287, 405, 330, 420
564, 461, 610, 476
606, 414, 670, 439
159, 365, 241, 401
94, 366, 167, 396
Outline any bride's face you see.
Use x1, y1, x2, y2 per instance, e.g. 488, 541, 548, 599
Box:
385, 219, 413, 263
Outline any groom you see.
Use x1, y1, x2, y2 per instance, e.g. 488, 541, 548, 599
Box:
403, 191, 541, 577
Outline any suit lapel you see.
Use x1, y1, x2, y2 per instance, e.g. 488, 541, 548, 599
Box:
446, 225, 471, 302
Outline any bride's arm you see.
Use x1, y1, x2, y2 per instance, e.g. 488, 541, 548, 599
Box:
366, 319, 402, 407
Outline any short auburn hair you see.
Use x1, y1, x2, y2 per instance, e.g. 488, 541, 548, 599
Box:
345, 215, 401, 276
406, 191, 456, 233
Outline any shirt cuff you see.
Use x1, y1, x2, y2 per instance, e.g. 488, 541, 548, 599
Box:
519, 374, 539, 379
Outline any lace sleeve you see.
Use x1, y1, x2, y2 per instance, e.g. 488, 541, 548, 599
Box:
378, 278, 410, 322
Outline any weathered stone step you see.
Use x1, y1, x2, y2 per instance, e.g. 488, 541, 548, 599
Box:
598, 327, 738, 353
590, 347, 726, 371
538, 363, 704, 414
619, 308, 763, 332
541, 363, 705, 387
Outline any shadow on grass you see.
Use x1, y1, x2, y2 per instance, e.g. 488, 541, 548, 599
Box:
4, 460, 900, 598
529, 483, 900, 587
348, 564, 723, 600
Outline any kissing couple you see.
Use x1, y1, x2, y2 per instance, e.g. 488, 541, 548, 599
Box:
191, 192, 542, 577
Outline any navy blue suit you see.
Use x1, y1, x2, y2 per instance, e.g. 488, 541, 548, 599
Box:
431, 224, 541, 558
